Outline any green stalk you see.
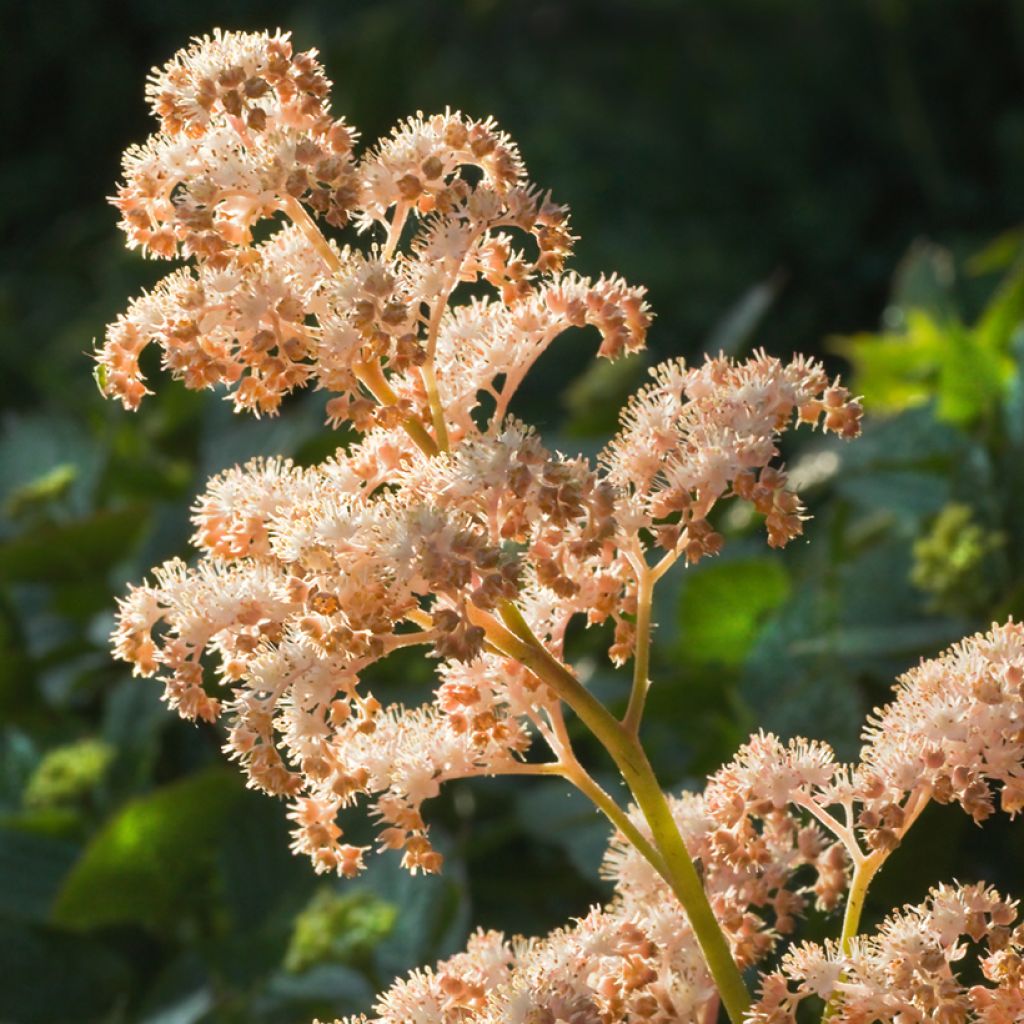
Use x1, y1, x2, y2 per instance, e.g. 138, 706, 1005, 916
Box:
622, 564, 655, 734
353, 361, 439, 457
491, 602, 752, 1023
838, 855, 881, 952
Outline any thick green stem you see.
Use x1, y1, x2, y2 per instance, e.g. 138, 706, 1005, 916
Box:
489, 602, 752, 1023
616, 741, 751, 1024
560, 763, 669, 881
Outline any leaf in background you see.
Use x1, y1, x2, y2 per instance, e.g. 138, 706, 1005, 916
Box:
789, 621, 970, 659
833, 468, 949, 522
139, 987, 214, 1024
0, 597, 37, 721
4, 464, 78, 519
935, 322, 1011, 425
514, 782, 612, 882
837, 404, 966, 469
260, 963, 373, 1017
0, 827, 79, 922
100, 676, 169, 799
965, 226, 1024, 276
835, 239, 1022, 426
0, 506, 148, 583
285, 888, 397, 973
887, 240, 956, 321
356, 829, 469, 978
703, 270, 786, 356
1004, 333, 1024, 447
910, 503, 1005, 616
0, 414, 102, 530
740, 588, 863, 757
23, 737, 114, 810
52, 769, 245, 932
676, 557, 791, 667
830, 311, 943, 416
974, 261, 1024, 352
562, 352, 646, 437
198, 393, 330, 479
0, 918, 131, 1024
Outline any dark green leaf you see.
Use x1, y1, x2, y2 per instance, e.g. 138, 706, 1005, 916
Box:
0, 827, 79, 921
0, 506, 148, 583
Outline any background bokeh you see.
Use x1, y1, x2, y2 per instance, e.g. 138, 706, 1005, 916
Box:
4, 1, 1024, 1021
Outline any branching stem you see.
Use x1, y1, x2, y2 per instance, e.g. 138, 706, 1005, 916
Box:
821, 788, 931, 1022
421, 296, 451, 451
353, 360, 439, 457
468, 600, 752, 1024
792, 792, 863, 863
281, 197, 440, 457
383, 201, 409, 261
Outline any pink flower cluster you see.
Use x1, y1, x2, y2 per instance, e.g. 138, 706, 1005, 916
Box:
101, 26, 1024, 1024
326, 783, 844, 1024
315, 622, 1024, 1022
105, 30, 862, 881
751, 883, 1023, 1023
711, 622, 1024, 869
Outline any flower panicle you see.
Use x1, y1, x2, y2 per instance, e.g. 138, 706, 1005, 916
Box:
102, 29, 872, 885
749, 882, 1022, 1024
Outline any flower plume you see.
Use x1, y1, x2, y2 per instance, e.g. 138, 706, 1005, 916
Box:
102, 28, 864, 883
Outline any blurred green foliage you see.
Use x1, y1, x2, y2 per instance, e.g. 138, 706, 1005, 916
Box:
4, 1, 1024, 1021
284, 890, 397, 975
23, 737, 114, 812
911, 503, 1006, 616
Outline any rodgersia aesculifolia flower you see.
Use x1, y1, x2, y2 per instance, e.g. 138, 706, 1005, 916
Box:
99, 28, 1024, 1024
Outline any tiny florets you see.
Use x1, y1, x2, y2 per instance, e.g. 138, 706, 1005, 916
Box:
99, 30, 1024, 1024
749, 883, 1022, 1023
103, 27, 863, 880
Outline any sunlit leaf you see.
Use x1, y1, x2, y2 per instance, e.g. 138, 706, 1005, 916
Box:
52, 769, 244, 931
677, 558, 791, 666
965, 227, 1024, 276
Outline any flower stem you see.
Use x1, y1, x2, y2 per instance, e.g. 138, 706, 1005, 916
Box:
623, 564, 655, 735
420, 358, 450, 452
560, 761, 669, 880
820, 853, 883, 1022
281, 196, 343, 273
353, 361, 439, 457
615, 739, 752, 1024
821, 791, 931, 1022
839, 853, 881, 952
421, 297, 451, 452
383, 202, 409, 262
282, 197, 440, 457
484, 601, 752, 1023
